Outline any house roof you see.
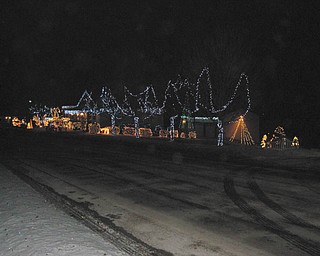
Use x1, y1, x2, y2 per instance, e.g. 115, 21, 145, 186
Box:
62, 90, 97, 113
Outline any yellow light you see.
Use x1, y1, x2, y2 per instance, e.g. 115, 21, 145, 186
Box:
230, 116, 254, 145
27, 119, 33, 129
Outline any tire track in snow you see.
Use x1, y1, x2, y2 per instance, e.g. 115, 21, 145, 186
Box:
224, 173, 320, 256
247, 169, 320, 231
70, 162, 211, 211
2, 159, 173, 256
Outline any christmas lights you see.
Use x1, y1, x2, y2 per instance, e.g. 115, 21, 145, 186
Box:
100, 127, 110, 135
100, 87, 122, 136
27, 119, 33, 129
261, 134, 267, 149
123, 126, 135, 136
291, 136, 299, 149
159, 129, 168, 138
139, 128, 153, 137
188, 131, 197, 139
229, 116, 254, 145
100, 126, 120, 135
169, 115, 178, 141
217, 120, 224, 146
62, 90, 97, 115
134, 117, 139, 138
29, 66, 253, 146
194, 68, 251, 120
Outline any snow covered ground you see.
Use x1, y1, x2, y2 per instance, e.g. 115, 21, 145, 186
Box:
1, 129, 319, 256
0, 163, 128, 256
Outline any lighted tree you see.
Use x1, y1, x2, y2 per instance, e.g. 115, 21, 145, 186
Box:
162, 80, 183, 115
195, 67, 215, 114
121, 86, 140, 138
186, 26, 258, 110
81, 90, 97, 114
29, 104, 50, 118
141, 85, 163, 119
229, 116, 254, 145
100, 86, 121, 135
176, 78, 197, 116
162, 79, 184, 141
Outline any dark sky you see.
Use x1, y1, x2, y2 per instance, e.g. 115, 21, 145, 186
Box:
1, 0, 320, 146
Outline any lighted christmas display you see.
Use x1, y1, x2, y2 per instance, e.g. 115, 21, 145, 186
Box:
260, 127, 299, 150
261, 134, 268, 149
100, 87, 122, 136
188, 131, 197, 139
169, 115, 178, 141
123, 126, 135, 136
20, 67, 255, 146
27, 119, 33, 129
139, 128, 153, 137
159, 129, 168, 138
229, 116, 254, 145
217, 120, 224, 146
291, 136, 299, 148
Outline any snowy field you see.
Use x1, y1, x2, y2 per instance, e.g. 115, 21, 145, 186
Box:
0, 128, 319, 256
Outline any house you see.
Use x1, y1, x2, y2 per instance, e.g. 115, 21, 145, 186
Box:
179, 115, 220, 139
61, 90, 97, 130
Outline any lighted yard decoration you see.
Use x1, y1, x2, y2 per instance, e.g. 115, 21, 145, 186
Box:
217, 120, 224, 146
30, 105, 49, 128
100, 127, 110, 135
261, 134, 268, 149
159, 129, 168, 138
123, 126, 135, 136
261, 126, 299, 150
12, 117, 22, 127
100, 126, 120, 135
27, 119, 33, 129
51, 107, 60, 119
122, 85, 162, 138
169, 115, 178, 141
138, 128, 153, 137
229, 115, 254, 145
269, 126, 287, 150
121, 86, 141, 138
188, 131, 197, 139
291, 136, 299, 148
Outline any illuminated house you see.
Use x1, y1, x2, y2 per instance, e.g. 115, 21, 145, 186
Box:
61, 90, 98, 130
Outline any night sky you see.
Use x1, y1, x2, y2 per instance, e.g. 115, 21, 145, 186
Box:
1, 1, 319, 147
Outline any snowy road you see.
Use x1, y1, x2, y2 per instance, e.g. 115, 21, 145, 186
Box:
1, 129, 320, 256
